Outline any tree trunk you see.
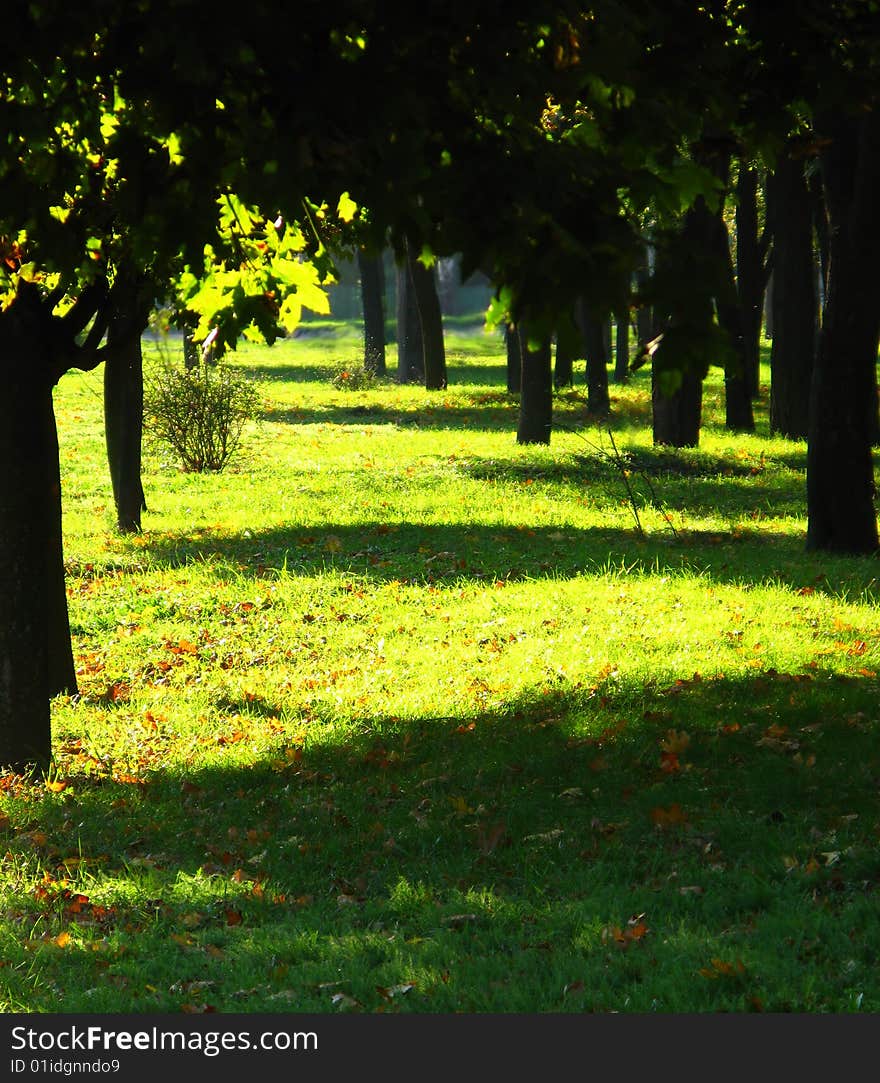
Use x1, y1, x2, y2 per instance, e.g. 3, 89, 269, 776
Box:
395, 258, 423, 383
768, 155, 817, 440
0, 310, 55, 772
735, 163, 764, 398
577, 300, 610, 417
708, 203, 754, 432
652, 368, 702, 447
505, 324, 521, 393
806, 108, 880, 554
406, 239, 447, 390
357, 247, 386, 376
614, 312, 630, 383
517, 327, 552, 444
105, 314, 147, 533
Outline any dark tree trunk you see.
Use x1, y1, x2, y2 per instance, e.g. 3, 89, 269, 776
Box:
505, 324, 521, 393
735, 163, 765, 398
517, 327, 553, 444
768, 155, 817, 440
406, 240, 447, 390
357, 247, 386, 376
395, 258, 423, 383
614, 312, 630, 383
577, 301, 610, 417
708, 202, 754, 432
652, 368, 703, 447
807, 109, 880, 554
0, 309, 55, 772
105, 305, 148, 533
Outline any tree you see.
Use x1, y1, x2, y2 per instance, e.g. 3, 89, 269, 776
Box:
396, 258, 423, 383
517, 327, 553, 445
767, 150, 817, 440
104, 266, 151, 532
734, 162, 771, 398
405, 239, 447, 391
4, 0, 879, 776
356, 247, 386, 376
505, 324, 522, 394
806, 108, 880, 553
577, 301, 611, 418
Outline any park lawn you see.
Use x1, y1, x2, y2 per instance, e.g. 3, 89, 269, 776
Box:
1, 323, 878, 1014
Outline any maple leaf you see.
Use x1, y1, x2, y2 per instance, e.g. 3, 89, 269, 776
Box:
660, 729, 691, 755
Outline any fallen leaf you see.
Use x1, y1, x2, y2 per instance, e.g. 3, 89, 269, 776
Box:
651, 804, 688, 829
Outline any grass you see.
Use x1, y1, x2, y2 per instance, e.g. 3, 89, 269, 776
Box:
1, 321, 878, 1015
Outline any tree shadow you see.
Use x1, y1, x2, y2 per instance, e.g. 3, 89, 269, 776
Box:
121, 520, 878, 602
8, 670, 880, 1011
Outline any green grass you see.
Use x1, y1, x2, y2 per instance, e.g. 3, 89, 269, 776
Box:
1, 323, 879, 1014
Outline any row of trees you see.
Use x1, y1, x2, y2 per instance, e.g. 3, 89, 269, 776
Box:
353, 143, 876, 459
1, 1, 879, 772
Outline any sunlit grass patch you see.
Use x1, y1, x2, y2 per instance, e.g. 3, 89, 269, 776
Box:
2, 326, 878, 1014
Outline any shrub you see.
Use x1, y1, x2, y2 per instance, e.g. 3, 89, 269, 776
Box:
144, 355, 262, 472
330, 361, 378, 391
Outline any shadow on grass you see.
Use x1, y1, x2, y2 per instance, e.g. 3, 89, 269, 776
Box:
7, 672, 880, 1011
118, 520, 879, 602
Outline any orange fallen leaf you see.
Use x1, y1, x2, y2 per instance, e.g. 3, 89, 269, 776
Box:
659, 751, 680, 774
699, 957, 746, 979
660, 729, 691, 755
651, 803, 688, 829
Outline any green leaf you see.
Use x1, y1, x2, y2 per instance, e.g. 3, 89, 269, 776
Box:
336, 192, 358, 223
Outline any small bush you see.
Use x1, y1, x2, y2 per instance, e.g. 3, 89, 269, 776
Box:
330, 361, 378, 391
144, 356, 262, 472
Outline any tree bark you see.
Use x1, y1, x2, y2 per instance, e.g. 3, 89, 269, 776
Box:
105, 306, 148, 533
708, 203, 754, 432
576, 300, 610, 417
614, 311, 630, 383
806, 108, 880, 554
406, 239, 447, 390
505, 324, 521, 393
395, 258, 423, 383
768, 154, 817, 440
0, 307, 55, 772
517, 327, 553, 444
652, 367, 702, 447
357, 247, 386, 376
735, 163, 765, 398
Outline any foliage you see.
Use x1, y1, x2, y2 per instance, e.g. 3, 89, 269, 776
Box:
143, 351, 262, 473
329, 361, 379, 391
